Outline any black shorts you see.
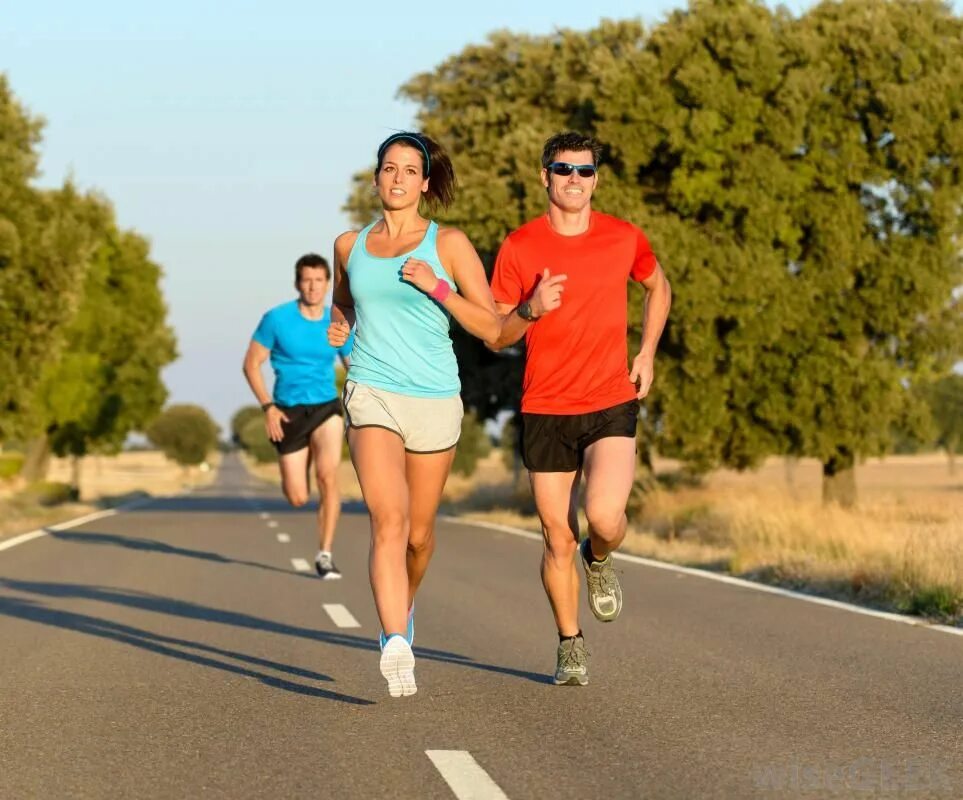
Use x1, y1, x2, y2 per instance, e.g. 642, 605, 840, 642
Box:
521, 399, 638, 473
274, 400, 342, 456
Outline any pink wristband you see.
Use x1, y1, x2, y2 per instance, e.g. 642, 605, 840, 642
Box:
429, 279, 452, 303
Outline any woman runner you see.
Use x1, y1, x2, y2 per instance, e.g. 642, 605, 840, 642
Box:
328, 131, 500, 697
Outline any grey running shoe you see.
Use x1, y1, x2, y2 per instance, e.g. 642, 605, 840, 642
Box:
580, 539, 622, 622
554, 635, 589, 686
314, 551, 342, 580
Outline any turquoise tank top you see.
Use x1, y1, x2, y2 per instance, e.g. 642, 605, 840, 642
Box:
346, 220, 460, 397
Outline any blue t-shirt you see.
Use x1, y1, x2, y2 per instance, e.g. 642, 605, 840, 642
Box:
252, 300, 354, 407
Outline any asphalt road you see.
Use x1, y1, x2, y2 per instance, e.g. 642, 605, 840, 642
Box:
0, 454, 960, 799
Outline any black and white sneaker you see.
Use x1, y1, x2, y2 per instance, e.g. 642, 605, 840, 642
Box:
314, 551, 342, 580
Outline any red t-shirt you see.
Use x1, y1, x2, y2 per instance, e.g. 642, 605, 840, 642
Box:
490, 211, 657, 415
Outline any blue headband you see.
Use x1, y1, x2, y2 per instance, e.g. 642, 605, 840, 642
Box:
378, 133, 430, 176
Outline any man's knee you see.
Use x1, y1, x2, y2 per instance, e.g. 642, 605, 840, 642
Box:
316, 470, 338, 496
541, 521, 578, 565
586, 505, 626, 543
284, 488, 309, 507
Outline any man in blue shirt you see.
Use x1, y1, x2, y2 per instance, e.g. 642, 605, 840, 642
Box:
243, 253, 353, 579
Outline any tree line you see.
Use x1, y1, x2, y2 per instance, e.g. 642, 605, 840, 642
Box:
0, 75, 177, 486
345, 0, 963, 505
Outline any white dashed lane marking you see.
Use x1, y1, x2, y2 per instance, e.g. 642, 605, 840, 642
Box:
322, 604, 360, 628
426, 751, 509, 800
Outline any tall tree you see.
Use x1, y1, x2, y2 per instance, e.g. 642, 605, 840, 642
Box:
36, 208, 177, 485
352, 0, 963, 506
780, 0, 963, 503
0, 78, 101, 447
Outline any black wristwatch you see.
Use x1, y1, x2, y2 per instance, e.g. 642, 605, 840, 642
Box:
261, 401, 276, 412
517, 301, 539, 322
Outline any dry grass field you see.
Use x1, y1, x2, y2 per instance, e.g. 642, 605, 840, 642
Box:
0, 451, 219, 540
247, 448, 962, 624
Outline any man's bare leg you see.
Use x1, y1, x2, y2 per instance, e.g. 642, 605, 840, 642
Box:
309, 415, 344, 552
579, 436, 636, 621
278, 448, 311, 507
530, 470, 582, 637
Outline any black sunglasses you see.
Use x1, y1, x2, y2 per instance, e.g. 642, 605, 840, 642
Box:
547, 161, 597, 178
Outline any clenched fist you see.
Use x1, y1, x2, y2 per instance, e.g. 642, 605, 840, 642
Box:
400, 257, 440, 294
328, 320, 351, 347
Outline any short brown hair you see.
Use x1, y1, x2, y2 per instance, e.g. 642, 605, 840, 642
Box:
294, 253, 330, 281
541, 131, 603, 169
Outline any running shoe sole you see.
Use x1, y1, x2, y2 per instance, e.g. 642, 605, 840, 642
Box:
379, 636, 416, 698
553, 672, 589, 687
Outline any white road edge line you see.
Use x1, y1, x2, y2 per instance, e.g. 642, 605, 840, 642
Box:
276, 533, 291, 543
439, 515, 963, 639
0, 499, 156, 554
323, 603, 361, 628
291, 558, 311, 572
267, 520, 279, 528
426, 750, 509, 800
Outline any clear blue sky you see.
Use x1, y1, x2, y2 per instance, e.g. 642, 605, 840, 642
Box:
2, 0, 925, 430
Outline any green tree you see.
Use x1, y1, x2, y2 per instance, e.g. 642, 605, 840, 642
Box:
452, 410, 492, 477
774, 0, 962, 504
146, 404, 219, 467
239, 415, 276, 464
231, 405, 263, 446
922, 374, 963, 474
360, 0, 963, 506
0, 77, 177, 482
0, 75, 103, 447
35, 210, 177, 487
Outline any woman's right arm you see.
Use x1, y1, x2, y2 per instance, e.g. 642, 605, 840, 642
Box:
329, 231, 358, 345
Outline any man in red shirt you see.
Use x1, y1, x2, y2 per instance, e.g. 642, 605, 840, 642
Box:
489, 131, 672, 686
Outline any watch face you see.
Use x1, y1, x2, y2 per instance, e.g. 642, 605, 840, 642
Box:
519, 302, 533, 321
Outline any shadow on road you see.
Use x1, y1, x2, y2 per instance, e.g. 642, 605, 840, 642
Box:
0, 578, 552, 688
0, 593, 374, 706
47, 529, 317, 579
105, 495, 368, 515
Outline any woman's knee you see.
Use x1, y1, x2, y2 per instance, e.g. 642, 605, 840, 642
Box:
370, 508, 409, 542
407, 524, 435, 555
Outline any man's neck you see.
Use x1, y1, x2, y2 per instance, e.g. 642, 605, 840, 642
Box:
547, 204, 592, 236
298, 300, 325, 320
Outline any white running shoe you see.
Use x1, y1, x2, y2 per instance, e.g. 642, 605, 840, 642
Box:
379, 634, 417, 698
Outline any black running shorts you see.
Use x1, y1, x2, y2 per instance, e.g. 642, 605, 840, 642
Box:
521, 399, 638, 473
273, 399, 342, 455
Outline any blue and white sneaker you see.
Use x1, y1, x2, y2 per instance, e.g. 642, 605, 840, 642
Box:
378, 605, 415, 650
379, 634, 416, 698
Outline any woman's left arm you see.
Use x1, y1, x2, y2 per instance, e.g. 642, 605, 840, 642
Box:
401, 228, 500, 345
